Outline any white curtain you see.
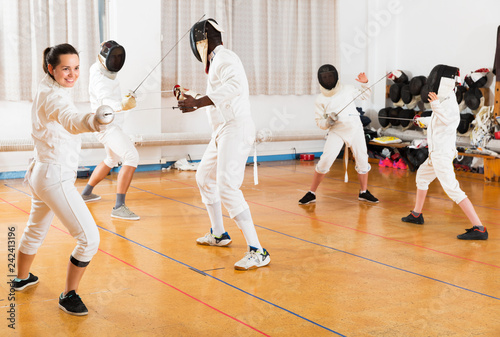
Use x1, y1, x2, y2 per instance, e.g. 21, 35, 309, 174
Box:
0, 0, 100, 102
161, 0, 337, 95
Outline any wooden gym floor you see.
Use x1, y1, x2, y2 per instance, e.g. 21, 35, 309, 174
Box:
0, 159, 499, 336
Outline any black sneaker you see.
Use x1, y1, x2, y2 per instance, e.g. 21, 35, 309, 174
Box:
299, 191, 316, 205
401, 212, 424, 225
59, 290, 88, 316
457, 226, 488, 240
12, 273, 39, 291
358, 190, 379, 203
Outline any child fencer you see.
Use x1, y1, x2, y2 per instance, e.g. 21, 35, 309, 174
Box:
299, 64, 379, 205
177, 18, 270, 270
13, 43, 113, 315
402, 64, 488, 240
81, 40, 140, 220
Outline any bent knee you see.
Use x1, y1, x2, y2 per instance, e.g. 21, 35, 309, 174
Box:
122, 148, 139, 167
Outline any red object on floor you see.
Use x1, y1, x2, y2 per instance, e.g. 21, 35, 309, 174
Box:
393, 158, 408, 170
495, 131, 500, 140
300, 154, 315, 161
378, 158, 393, 168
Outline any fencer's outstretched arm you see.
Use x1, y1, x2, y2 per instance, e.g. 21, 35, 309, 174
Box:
45, 94, 104, 133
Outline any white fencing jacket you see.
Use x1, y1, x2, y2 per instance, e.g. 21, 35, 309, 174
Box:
314, 83, 369, 135
89, 62, 124, 127
205, 45, 252, 133
31, 75, 96, 170
419, 92, 460, 156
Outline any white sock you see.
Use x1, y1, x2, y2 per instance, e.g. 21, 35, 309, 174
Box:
234, 209, 262, 251
206, 202, 225, 237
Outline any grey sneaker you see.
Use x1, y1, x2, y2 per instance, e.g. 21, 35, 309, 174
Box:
111, 204, 140, 220
82, 193, 101, 203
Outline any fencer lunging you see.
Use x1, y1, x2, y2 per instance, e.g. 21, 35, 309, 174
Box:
177, 18, 270, 270
81, 40, 140, 220
14, 44, 112, 316
402, 64, 487, 240
299, 64, 379, 205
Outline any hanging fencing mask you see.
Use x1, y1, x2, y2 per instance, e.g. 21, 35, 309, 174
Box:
98, 40, 126, 73
190, 18, 224, 74
427, 64, 460, 99
317, 64, 339, 96
409, 76, 427, 95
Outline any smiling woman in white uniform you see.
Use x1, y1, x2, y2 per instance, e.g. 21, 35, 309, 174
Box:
13, 43, 112, 316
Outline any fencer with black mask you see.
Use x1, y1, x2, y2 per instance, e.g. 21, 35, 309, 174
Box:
177, 19, 270, 270
298, 65, 379, 205
403, 64, 488, 240
81, 40, 141, 220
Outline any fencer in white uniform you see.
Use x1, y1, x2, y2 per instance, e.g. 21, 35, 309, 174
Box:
177, 18, 270, 270
13, 44, 113, 316
402, 64, 487, 240
298, 64, 379, 205
81, 40, 140, 220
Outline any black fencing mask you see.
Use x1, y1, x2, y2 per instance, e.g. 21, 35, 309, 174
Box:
318, 64, 339, 91
99, 40, 125, 72
427, 64, 459, 99
190, 18, 224, 74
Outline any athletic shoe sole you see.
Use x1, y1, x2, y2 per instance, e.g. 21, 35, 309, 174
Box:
13, 279, 39, 291
234, 258, 271, 271
196, 240, 232, 247
82, 195, 101, 203
358, 197, 379, 203
298, 199, 316, 205
58, 305, 88, 316
111, 214, 140, 221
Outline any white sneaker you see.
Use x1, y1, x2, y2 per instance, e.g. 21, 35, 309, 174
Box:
111, 204, 140, 220
196, 229, 232, 247
82, 193, 101, 203
234, 247, 271, 270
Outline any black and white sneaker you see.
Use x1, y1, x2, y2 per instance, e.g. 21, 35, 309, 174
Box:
358, 190, 379, 203
12, 273, 39, 291
59, 290, 88, 316
457, 226, 488, 240
299, 191, 316, 205
401, 212, 424, 225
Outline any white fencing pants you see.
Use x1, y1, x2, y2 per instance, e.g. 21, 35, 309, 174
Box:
20, 162, 100, 263
96, 125, 139, 168
416, 152, 467, 204
316, 127, 371, 175
196, 117, 255, 219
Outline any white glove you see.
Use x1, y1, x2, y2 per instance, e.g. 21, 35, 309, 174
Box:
90, 105, 115, 131
121, 94, 136, 111
327, 114, 337, 126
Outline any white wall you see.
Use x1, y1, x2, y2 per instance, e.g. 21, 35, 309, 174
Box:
1, 0, 500, 173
